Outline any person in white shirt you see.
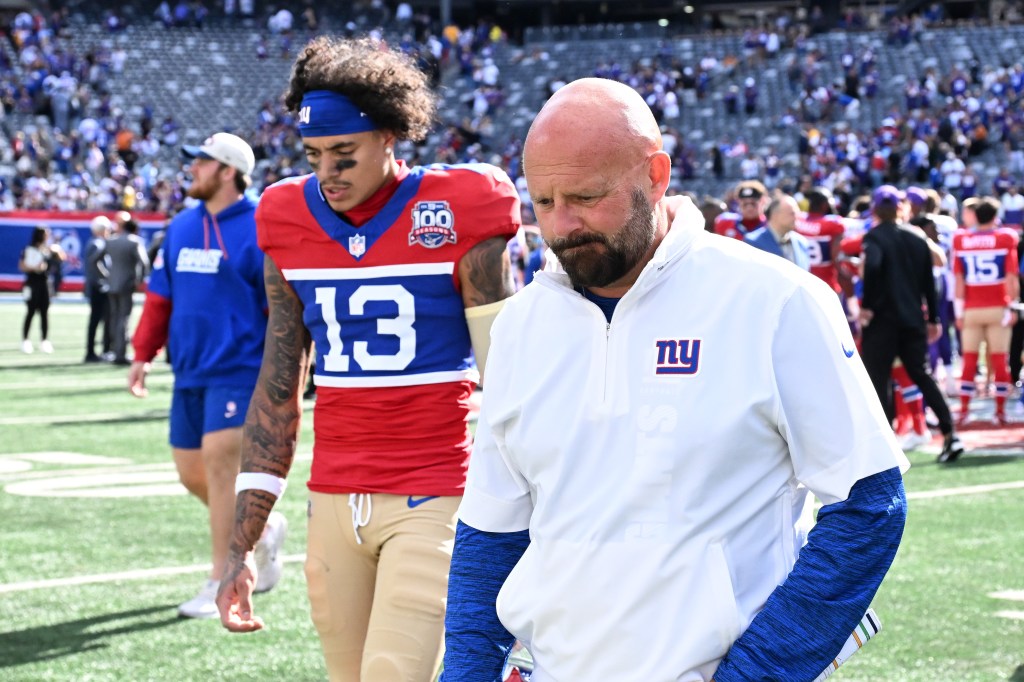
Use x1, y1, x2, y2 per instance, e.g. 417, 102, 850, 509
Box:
442, 77, 908, 682
1000, 185, 1024, 226
940, 152, 966, 194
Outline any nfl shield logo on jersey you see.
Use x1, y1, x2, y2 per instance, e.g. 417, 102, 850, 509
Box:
348, 233, 366, 258
409, 201, 457, 248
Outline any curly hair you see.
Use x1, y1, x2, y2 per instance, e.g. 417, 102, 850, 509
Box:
284, 36, 437, 142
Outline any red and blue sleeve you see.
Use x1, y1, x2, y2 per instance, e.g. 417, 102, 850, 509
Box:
132, 291, 172, 363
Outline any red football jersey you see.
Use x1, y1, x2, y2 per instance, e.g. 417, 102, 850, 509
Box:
713, 212, 765, 240
795, 212, 846, 292
951, 227, 1019, 309
257, 163, 520, 496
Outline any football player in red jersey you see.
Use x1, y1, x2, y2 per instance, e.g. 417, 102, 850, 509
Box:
215, 36, 520, 681
713, 180, 768, 240
951, 196, 1020, 424
795, 186, 846, 293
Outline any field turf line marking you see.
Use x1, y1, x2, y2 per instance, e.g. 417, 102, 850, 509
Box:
0, 554, 307, 594
994, 611, 1024, 621
0, 409, 169, 426
906, 480, 1024, 500
988, 590, 1024, 602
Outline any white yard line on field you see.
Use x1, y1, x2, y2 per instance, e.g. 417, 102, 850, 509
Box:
906, 480, 1024, 500
994, 611, 1024, 621
0, 554, 308, 594
0, 375, 173, 391
0, 409, 169, 426
989, 590, 1024, 601
1, 476, 1020, 594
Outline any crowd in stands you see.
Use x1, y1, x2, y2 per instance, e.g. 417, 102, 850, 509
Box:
0, 2, 511, 214
3, 2, 1024, 224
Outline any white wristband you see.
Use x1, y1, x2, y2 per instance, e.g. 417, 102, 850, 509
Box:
953, 299, 965, 319
235, 472, 287, 498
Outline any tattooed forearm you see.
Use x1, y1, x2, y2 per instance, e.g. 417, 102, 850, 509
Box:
228, 489, 277, 556
229, 259, 309, 553
261, 259, 310, 403
459, 236, 516, 307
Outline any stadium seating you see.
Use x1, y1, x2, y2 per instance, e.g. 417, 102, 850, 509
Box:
4, 8, 1024, 205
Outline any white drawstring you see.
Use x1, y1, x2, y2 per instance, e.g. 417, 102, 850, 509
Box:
347, 493, 372, 545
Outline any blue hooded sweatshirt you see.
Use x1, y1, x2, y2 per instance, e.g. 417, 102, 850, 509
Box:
147, 195, 267, 388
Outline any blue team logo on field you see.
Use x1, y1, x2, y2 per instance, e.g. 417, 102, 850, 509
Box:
654, 338, 701, 375
409, 201, 457, 248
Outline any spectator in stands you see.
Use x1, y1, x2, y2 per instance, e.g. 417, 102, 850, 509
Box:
105, 213, 149, 365
724, 84, 739, 115
84, 215, 112, 362
743, 77, 759, 114
992, 167, 1015, 196
740, 152, 762, 180
18, 225, 55, 354
1000, 185, 1024, 226
710, 143, 724, 180
173, 0, 190, 27
155, 1, 173, 28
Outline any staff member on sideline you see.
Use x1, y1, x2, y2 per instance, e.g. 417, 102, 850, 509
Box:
129, 132, 286, 618
84, 215, 112, 362
860, 185, 965, 463
442, 78, 909, 681
743, 193, 812, 270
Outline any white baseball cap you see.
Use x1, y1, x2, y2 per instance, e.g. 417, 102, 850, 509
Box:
183, 132, 256, 176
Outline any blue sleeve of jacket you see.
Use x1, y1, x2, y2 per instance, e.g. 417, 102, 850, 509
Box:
441, 521, 531, 682
714, 466, 906, 682
146, 232, 171, 299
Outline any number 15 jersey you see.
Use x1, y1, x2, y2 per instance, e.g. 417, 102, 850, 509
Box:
952, 227, 1019, 309
257, 163, 520, 496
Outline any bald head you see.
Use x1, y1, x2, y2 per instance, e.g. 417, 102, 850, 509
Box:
524, 78, 663, 174
521, 78, 675, 296
90, 215, 112, 236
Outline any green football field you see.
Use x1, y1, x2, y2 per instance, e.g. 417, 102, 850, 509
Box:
1, 300, 1022, 681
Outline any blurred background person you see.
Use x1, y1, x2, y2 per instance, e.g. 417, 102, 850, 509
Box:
744, 193, 812, 270
18, 225, 55, 354
84, 215, 112, 363
105, 214, 150, 366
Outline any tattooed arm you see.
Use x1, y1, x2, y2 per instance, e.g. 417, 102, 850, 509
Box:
217, 258, 310, 632
460, 236, 515, 381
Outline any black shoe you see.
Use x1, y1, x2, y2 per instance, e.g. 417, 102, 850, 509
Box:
112, 358, 132, 366
84, 354, 102, 363
937, 434, 964, 464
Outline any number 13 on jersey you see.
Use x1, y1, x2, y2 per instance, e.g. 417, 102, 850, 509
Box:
314, 284, 416, 372
284, 263, 475, 386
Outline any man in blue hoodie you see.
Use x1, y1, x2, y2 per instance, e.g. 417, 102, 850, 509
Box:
128, 132, 287, 619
